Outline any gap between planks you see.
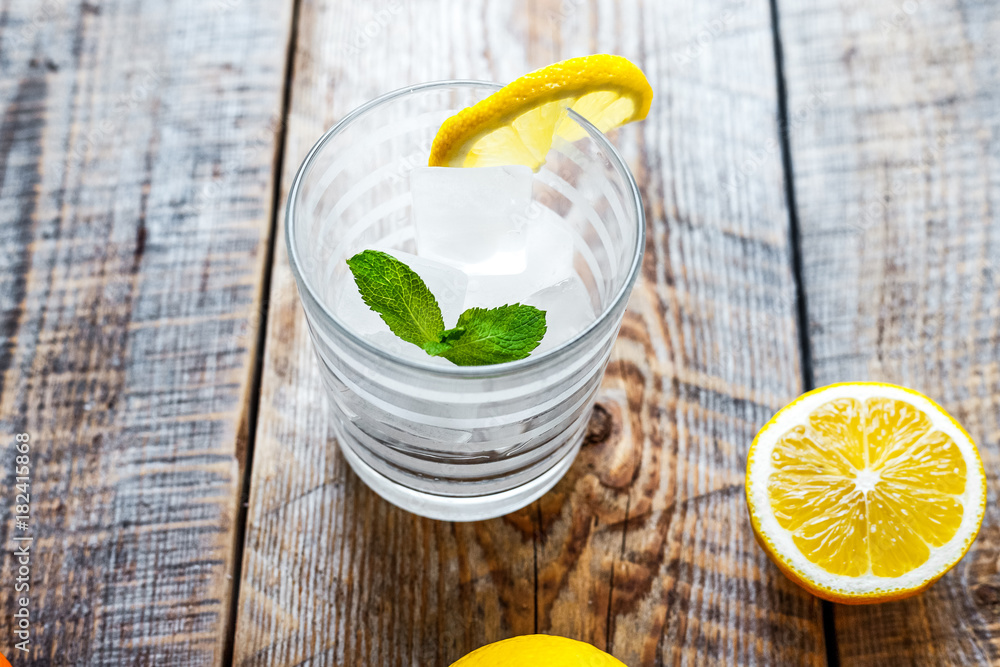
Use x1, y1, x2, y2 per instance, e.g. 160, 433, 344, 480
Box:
766, 0, 838, 666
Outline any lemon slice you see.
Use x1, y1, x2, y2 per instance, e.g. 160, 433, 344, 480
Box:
429, 55, 653, 169
746, 382, 986, 604
450, 635, 625, 667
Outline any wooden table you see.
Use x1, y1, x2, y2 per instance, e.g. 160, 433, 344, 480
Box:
0, 0, 996, 664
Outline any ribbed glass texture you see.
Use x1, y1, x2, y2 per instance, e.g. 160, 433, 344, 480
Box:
286, 82, 644, 520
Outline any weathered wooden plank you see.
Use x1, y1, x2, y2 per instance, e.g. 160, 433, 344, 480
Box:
234, 0, 826, 664
0, 0, 293, 664
776, 0, 1000, 663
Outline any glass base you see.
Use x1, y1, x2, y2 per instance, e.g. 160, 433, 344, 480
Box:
336, 435, 584, 522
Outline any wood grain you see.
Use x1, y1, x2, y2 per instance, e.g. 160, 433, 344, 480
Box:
0, 0, 293, 663
235, 1, 829, 665
776, 0, 1000, 663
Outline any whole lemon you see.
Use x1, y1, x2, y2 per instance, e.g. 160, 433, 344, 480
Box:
450, 635, 626, 666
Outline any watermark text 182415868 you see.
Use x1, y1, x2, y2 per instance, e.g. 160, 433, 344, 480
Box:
11, 433, 33, 655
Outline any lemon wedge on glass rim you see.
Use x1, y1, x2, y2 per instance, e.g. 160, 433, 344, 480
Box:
428, 54, 653, 169
746, 382, 986, 604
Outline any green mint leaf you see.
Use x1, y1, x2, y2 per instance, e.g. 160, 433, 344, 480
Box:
431, 305, 547, 366
346, 250, 444, 347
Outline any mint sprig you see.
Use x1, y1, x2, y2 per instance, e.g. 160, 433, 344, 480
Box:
346, 250, 546, 366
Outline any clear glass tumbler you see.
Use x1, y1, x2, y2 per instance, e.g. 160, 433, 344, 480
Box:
286, 81, 645, 521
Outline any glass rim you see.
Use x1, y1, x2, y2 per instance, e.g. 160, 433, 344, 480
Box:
285, 79, 646, 379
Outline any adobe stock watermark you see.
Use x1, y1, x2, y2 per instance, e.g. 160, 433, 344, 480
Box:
191, 114, 285, 215
672, 0, 752, 67
387, 138, 434, 187
866, 248, 1000, 381
848, 131, 954, 239
880, 0, 925, 35
710, 290, 799, 375
234, 301, 267, 351
722, 88, 832, 196
70, 65, 165, 164
546, 0, 750, 67
10, 433, 34, 655
341, 0, 406, 58
214, 0, 242, 13
9, 0, 67, 48
545, 0, 587, 25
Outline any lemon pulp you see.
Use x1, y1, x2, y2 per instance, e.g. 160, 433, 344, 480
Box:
767, 397, 967, 578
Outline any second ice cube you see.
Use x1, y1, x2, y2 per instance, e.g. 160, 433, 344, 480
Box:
525, 276, 596, 353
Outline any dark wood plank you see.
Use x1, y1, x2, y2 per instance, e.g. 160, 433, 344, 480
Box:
776, 0, 1000, 663
0, 1, 293, 663
234, 0, 827, 664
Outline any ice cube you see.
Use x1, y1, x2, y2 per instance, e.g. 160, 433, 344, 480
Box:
464, 273, 521, 311
463, 218, 577, 311
524, 216, 576, 290
363, 331, 452, 367
525, 276, 596, 352
410, 165, 533, 275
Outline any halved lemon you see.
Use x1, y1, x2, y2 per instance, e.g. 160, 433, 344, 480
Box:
428, 54, 653, 169
450, 635, 625, 667
746, 382, 986, 604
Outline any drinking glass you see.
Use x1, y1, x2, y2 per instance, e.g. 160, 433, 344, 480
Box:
286, 81, 644, 521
